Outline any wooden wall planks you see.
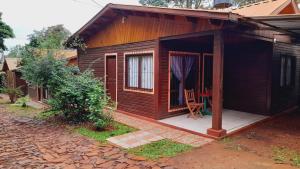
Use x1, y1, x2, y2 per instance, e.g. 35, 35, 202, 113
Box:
86, 15, 220, 48
271, 43, 300, 114
79, 40, 158, 119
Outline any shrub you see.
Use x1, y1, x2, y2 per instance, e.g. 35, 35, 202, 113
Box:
2, 87, 23, 103
48, 71, 114, 129
21, 50, 113, 130
15, 96, 30, 107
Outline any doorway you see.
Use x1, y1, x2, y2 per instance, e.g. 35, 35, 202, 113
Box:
105, 54, 117, 102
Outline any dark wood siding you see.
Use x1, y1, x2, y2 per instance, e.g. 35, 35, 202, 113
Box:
28, 86, 38, 101
15, 72, 28, 95
271, 43, 300, 113
223, 41, 273, 115
79, 40, 157, 119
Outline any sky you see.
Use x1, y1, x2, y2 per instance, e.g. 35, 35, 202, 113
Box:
0, 0, 139, 52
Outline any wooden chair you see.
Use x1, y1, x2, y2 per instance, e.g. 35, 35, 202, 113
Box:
184, 89, 204, 119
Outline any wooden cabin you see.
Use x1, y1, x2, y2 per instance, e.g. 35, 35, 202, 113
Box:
72, 1, 300, 137
2, 58, 28, 95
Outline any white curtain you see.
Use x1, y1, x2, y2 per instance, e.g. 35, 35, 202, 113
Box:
141, 55, 153, 89
171, 56, 195, 105
171, 56, 184, 104
185, 56, 195, 80
128, 57, 139, 87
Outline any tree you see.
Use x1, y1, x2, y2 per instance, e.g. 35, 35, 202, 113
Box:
28, 25, 71, 49
7, 45, 24, 58
139, 0, 211, 9
21, 52, 112, 129
0, 13, 14, 51
139, 0, 168, 7
20, 49, 76, 90
139, 0, 274, 8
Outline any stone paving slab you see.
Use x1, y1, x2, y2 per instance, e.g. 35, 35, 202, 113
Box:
112, 112, 214, 148
0, 106, 174, 169
108, 131, 164, 149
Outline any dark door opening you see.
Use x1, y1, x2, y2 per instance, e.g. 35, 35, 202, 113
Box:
106, 55, 117, 102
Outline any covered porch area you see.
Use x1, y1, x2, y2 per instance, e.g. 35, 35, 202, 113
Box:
159, 109, 268, 135
158, 30, 273, 138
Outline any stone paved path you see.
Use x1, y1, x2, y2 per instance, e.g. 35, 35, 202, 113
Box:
108, 131, 164, 149
112, 112, 213, 148
0, 107, 174, 169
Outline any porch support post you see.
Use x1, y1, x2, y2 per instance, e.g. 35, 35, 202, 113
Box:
207, 31, 227, 138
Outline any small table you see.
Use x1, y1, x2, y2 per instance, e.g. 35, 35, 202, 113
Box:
198, 92, 212, 115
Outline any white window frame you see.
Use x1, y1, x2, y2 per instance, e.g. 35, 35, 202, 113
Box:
123, 50, 155, 94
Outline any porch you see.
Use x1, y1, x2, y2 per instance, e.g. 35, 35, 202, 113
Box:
158, 30, 274, 137
159, 109, 268, 135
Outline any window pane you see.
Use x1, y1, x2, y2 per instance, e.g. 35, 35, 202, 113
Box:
280, 57, 285, 87
286, 57, 292, 86
141, 55, 153, 89
127, 56, 139, 88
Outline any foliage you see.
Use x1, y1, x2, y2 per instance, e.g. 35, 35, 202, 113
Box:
139, 0, 274, 8
15, 96, 30, 107
64, 36, 87, 51
75, 123, 137, 143
128, 139, 193, 159
21, 47, 111, 129
2, 87, 23, 103
27, 25, 71, 49
19, 24, 110, 129
139, 0, 169, 7
47, 70, 113, 129
232, 0, 264, 7
0, 13, 14, 51
21, 51, 76, 90
0, 73, 6, 88
37, 110, 61, 120
7, 45, 25, 58
6, 104, 41, 118
292, 154, 300, 167
273, 146, 300, 167
139, 0, 211, 8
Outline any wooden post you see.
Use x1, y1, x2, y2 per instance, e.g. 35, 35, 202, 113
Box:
207, 31, 227, 138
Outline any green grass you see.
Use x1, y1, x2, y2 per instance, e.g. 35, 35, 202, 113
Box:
273, 146, 300, 167
75, 122, 137, 143
221, 137, 235, 144
6, 104, 42, 118
127, 139, 193, 160
0, 97, 43, 118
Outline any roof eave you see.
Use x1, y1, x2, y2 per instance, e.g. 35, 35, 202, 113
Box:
68, 3, 243, 41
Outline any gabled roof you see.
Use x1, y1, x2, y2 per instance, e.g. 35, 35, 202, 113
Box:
232, 0, 300, 17
70, 2, 300, 41
3, 58, 22, 71
72, 3, 243, 39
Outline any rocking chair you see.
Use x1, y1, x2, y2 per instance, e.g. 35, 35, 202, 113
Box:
184, 89, 204, 119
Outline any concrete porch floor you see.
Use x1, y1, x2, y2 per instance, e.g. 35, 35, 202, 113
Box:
159, 109, 268, 135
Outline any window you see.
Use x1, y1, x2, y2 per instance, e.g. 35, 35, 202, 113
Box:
125, 52, 154, 91
280, 55, 295, 88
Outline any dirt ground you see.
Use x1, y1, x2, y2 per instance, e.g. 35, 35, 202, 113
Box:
166, 110, 300, 169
